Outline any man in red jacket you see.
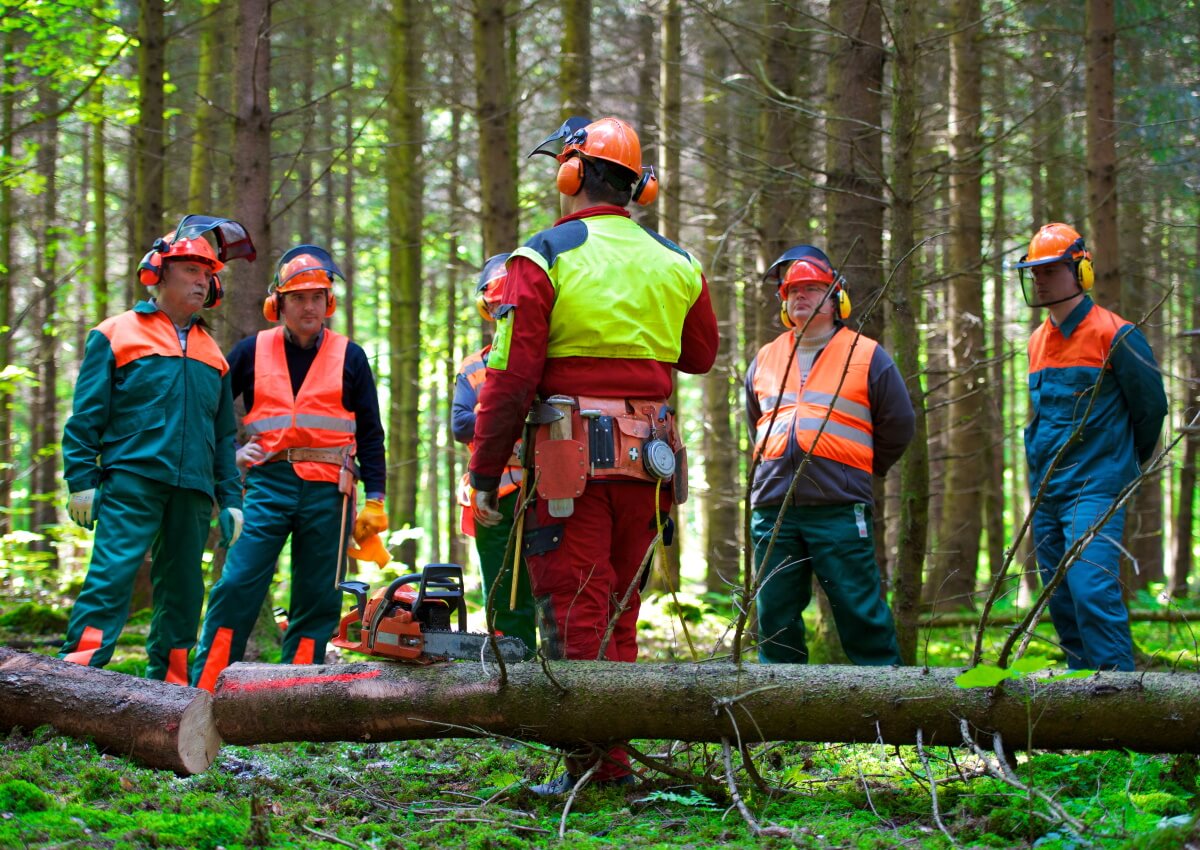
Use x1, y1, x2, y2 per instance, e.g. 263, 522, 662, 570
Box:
469, 116, 718, 793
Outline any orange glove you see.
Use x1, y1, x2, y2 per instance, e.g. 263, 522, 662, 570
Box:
354, 498, 388, 543
348, 533, 392, 567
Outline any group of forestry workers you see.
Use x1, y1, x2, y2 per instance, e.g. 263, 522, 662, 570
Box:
57, 114, 1167, 794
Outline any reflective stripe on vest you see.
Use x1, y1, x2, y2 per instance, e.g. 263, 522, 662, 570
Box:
458, 345, 522, 498
97, 309, 229, 375
511, 215, 703, 362
752, 326, 877, 472
243, 327, 356, 483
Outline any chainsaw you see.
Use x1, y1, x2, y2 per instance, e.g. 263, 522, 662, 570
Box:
331, 564, 527, 664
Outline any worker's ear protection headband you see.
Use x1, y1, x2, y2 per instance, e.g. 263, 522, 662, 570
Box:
555, 154, 659, 207
263, 244, 342, 322
136, 215, 256, 309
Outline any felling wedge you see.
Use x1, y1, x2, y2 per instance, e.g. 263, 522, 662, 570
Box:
331, 563, 527, 664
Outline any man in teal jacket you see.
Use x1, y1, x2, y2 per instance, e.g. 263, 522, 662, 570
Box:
59, 217, 252, 682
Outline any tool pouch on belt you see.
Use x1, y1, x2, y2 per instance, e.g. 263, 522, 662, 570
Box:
530, 395, 687, 512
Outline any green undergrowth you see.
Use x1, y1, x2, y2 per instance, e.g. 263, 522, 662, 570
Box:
3, 726, 1199, 848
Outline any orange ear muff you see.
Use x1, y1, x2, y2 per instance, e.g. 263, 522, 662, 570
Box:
262, 294, 280, 322
324, 292, 336, 317
204, 274, 223, 309
632, 168, 658, 206
557, 157, 584, 196
138, 250, 162, 286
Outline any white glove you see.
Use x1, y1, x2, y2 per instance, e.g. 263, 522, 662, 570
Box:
69, 489, 97, 530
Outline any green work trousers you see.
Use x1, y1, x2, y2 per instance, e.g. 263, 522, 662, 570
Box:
192, 463, 346, 688
473, 490, 537, 659
59, 469, 213, 681
752, 503, 901, 666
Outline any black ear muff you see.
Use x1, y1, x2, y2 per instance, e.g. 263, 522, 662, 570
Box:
557, 157, 584, 196
632, 167, 658, 206
204, 274, 223, 308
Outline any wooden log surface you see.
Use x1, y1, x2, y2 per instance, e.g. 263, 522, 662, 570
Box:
0, 647, 221, 774
213, 659, 1200, 754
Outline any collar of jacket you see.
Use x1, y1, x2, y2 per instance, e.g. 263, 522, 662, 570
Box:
139, 299, 204, 330
1052, 295, 1094, 339
283, 325, 325, 350
554, 204, 631, 227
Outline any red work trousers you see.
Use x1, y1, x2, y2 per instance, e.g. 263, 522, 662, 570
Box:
525, 479, 670, 781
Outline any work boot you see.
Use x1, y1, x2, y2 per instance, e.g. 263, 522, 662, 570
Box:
529, 771, 635, 796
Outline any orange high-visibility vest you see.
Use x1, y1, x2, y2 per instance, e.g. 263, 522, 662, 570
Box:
751, 326, 877, 473
243, 327, 356, 483
459, 346, 523, 500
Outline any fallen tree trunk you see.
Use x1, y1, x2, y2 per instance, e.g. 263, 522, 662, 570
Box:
214, 660, 1200, 754
0, 648, 221, 774
923, 609, 1199, 628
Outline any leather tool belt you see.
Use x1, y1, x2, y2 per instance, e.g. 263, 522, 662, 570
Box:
266, 446, 361, 482
529, 395, 688, 507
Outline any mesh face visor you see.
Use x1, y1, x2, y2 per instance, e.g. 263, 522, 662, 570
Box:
173, 214, 257, 264
527, 115, 592, 159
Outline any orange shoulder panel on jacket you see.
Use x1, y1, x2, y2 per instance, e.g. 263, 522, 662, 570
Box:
97, 310, 229, 375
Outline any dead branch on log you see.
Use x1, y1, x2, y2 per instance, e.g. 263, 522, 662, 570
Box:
559, 760, 600, 839
916, 728, 957, 846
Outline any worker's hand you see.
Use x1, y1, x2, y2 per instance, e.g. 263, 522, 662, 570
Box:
354, 498, 388, 543
474, 489, 503, 528
68, 489, 97, 531
218, 507, 244, 549
235, 437, 266, 472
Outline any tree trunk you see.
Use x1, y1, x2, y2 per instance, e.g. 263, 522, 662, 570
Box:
0, 648, 220, 775
701, 40, 738, 594
926, 0, 985, 613
1170, 219, 1200, 598
473, 0, 518, 259
633, 13, 657, 233
560, 0, 590, 117
135, 0, 165, 254
0, 30, 15, 533
387, 0, 424, 567
445, 93, 466, 568
187, 0, 221, 211
341, 15, 357, 335
1086, 0, 1120, 313
227, 0, 271, 348
30, 79, 59, 565
887, 0, 929, 664
212, 659, 1200, 755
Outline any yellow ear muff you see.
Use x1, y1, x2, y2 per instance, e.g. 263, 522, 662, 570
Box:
779, 301, 794, 329
836, 286, 852, 319
476, 292, 494, 322
1077, 258, 1094, 291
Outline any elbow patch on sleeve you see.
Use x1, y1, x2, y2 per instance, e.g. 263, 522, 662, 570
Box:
488, 308, 515, 371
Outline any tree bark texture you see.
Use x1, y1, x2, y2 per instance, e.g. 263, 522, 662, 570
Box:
1086, 0, 1120, 313
228, 0, 271, 347
0, 30, 15, 535
0, 649, 220, 775
212, 659, 1200, 755
1170, 219, 1200, 598
135, 0, 165, 254
559, 0, 591, 118
473, 0, 518, 259
926, 0, 985, 612
387, 0, 424, 566
887, 0, 929, 663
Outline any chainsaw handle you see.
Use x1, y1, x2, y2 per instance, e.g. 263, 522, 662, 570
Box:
412, 564, 469, 632
338, 580, 371, 624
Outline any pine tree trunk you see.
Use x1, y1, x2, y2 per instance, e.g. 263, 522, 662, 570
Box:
887, 0, 929, 663
0, 31, 15, 534
387, 0, 424, 567
473, 0, 518, 259
926, 0, 985, 612
228, 0, 271, 347
187, 0, 221, 211
1086, 0, 1120, 313
560, 0, 591, 117
1170, 221, 1200, 598
445, 92, 466, 568
135, 0, 165, 254
211, 658, 1200, 756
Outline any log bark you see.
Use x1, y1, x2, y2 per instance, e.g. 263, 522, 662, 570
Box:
0, 649, 220, 775
213, 660, 1200, 754
924, 609, 1199, 628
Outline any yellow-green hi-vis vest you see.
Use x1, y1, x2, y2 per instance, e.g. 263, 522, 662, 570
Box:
494, 214, 704, 369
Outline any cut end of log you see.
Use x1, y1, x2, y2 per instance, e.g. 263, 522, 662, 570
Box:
177, 689, 223, 776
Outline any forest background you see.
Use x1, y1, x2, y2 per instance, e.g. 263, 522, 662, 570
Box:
0, 0, 1198, 669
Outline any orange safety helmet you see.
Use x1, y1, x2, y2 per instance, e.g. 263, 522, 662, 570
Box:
137, 214, 256, 309
263, 244, 343, 321
528, 115, 658, 206
764, 245, 850, 326
1014, 222, 1094, 305
475, 253, 510, 321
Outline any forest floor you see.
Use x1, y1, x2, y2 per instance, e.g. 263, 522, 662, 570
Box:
3, 577, 1200, 848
